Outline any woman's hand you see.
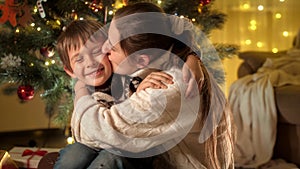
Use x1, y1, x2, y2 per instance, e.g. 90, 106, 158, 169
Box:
182, 54, 204, 98
137, 72, 173, 92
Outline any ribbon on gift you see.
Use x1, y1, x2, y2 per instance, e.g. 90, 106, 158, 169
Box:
22, 149, 48, 168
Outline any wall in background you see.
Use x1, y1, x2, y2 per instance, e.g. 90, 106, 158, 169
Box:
0, 84, 58, 132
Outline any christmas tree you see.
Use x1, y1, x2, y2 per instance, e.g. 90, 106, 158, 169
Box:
0, 0, 238, 127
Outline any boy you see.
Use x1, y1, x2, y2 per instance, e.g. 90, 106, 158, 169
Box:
54, 19, 133, 169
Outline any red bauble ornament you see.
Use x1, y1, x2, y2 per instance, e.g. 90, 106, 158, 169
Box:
200, 0, 211, 6
17, 85, 34, 101
40, 46, 55, 57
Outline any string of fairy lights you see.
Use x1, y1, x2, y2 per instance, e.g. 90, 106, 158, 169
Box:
232, 0, 296, 53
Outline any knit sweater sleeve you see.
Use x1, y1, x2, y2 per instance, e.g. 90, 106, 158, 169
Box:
71, 68, 200, 154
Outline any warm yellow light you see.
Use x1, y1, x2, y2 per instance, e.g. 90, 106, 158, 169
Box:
191, 18, 196, 22
245, 39, 252, 45
45, 61, 50, 66
257, 42, 263, 48
67, 137, 75, 144
283, 31, 289, 37
180, 15, 184, 18
275, 13, 282, 19
51, 60, 56, 64
243, 3, 250, 9
250, 20, 256, 25
85, 1, 88, 4
33, 7, 38, 13
30, 23, 35, 27
249, 25, 257, 31
79, 17, 84, 20
257, 5, 264, 11
15, 28, 20, 33
37, 27, 41, 31
29, 63, 34, 67
272, 48, 279, 53
157, 0, 162, 4
108, 10, 114, 15
279, 0, 285, 2
56, 20, 61, 25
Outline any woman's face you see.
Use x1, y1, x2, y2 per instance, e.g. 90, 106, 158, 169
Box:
103, 20, 138, 75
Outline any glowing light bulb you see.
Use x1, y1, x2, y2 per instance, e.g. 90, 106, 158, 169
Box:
15, 28, 20, 33
249, 25, 257, 31
283, 31, 289, 37
157, 0, 162, 4
243, 3, 250, 9
257, 42, 263, 48
30, 23, 35, 27
67, 137, 75, 144
56, 20, 61, 25
37, 27, 41, 31
180, 15, 184, 18
51, 60, 55, 64
272, 48, 279, 53
45, 61, 50, 66
257, 5, 264, 11
275, 13, 282, 19
250, 20, 256, 25
279, 0, 285, 2
245, 39, 252, 45
191, 18, 196, 22
108, 10, 114, 15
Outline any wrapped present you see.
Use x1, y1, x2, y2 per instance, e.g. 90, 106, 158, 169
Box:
0, 150, 19, 169
9, 147, 60, 169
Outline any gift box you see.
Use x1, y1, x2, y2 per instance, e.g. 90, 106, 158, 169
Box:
9, 147, 60, 169
0, 150, 19, 169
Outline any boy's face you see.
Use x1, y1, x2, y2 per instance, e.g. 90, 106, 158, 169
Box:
65, 39, 112, 87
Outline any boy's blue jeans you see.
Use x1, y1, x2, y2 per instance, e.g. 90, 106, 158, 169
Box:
54, 142, 134, 169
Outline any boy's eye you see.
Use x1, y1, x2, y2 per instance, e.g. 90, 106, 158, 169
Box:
92, 47, 103, 56
75, 55, 84, 63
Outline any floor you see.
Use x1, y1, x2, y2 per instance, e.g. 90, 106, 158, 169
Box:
0, 128, 67, 151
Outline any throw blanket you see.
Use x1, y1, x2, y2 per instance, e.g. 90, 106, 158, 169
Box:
229, 56, 300, 168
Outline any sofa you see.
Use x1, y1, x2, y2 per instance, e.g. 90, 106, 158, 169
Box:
237, 51, 300, 166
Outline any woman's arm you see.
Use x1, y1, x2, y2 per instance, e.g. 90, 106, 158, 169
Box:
72, 68, 200, 154
136, 71, 173, 92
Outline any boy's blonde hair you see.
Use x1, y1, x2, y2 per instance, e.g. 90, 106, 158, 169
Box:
56, 20, 104, 72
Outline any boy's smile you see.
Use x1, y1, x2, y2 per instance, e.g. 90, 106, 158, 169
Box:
85, 65, 105, 78
65, 43, 112, 87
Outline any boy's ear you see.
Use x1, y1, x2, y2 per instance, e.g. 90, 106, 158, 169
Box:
64, 66, 76, 78
136, 54, 150, 68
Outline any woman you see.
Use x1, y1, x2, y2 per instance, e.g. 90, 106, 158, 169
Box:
73, 2, 235, 169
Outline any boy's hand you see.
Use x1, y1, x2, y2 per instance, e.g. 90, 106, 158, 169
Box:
137, 72, 173, 92
183, 54, 204, 98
